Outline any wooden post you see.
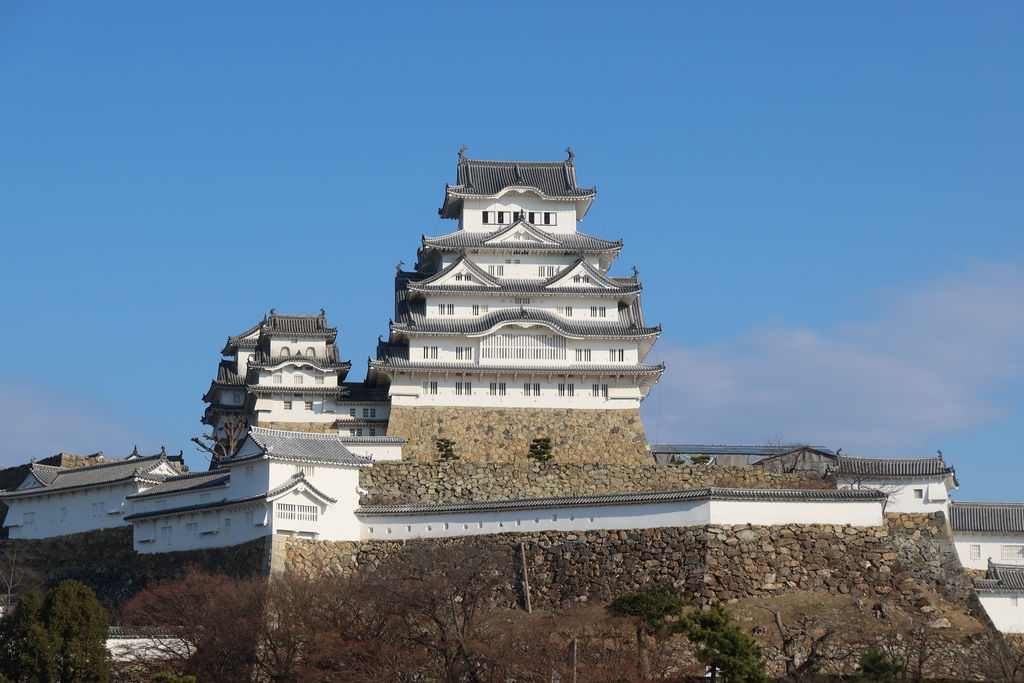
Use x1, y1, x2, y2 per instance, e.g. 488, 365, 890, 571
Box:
571, 638, 578, 683
519, 542, 532, 613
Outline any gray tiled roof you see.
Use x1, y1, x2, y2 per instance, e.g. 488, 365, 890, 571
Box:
247, 385, 347, 397
225, 427, 371, 467
975, 563, 1024, 592
222, 312, 337, 355
406, 256, 641, 298
1, 455, 173, 499
391, 306, 660, 339
369, 357, 665, 377
950, 502, 1024, 533
649, 444, 836, 457
248, 352, 351, 372
439, 157, 596, 218
338, 435, 407, 445
263, 312, 336, 338
834, 456, 954, 478
29, 464, 61, 486
357, 486, 885, 517
124, 473, 336, 522
128, 469, 232, 500
338, 382, 391, 403
422, 224, 620, 253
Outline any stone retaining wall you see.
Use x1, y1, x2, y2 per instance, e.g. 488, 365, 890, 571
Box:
385, 406, 650, 462
284, 523, 927, 611
0, 527, 268, 608
359, 462, 832, 505
885, 511, 993, 623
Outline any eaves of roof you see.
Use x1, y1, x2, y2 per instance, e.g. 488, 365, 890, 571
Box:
369, 358, 665, 377
391, 307, 661, 339
124, 474, 335, 522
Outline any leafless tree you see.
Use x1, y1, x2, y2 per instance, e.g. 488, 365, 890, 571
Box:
191, 416, 248, 469
753, 605, 857, 680
0, 548, 40, 612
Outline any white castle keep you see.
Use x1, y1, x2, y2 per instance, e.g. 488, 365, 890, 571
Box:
4, 150, 1024, 633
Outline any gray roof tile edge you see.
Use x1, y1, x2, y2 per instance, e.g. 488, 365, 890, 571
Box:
0, 455, 173, 499
356, 487, 885, 517
124, 473, 336, 522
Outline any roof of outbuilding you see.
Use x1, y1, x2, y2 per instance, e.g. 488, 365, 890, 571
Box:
950, 501, 1024, 533
1, 455, 174, 499
648, 444, 836, 456
222, 311, 338, 354
357, 486, 885, 517
833, 456, 955, 479
975, 562, 1024, 592
224, 427, 371, 467
127, 469, 232, 500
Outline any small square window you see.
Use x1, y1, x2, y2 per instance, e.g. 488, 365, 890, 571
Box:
970, 544, 981, 560
913, 489, 924, 499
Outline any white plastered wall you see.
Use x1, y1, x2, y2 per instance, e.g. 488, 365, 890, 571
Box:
978, 593, 1024, 633
836, 477, 950, 513
953, 533, 1024, 570
5, 480, 141, 540
358, 497, 884, 541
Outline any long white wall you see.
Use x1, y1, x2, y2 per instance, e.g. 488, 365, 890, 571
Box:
358, 497, 885, 541
5, 481, 143, 540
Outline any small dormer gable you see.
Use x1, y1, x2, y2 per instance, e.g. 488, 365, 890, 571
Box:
418, 256, 502, 289
480, 221, 561, 247
544, 260, 619, 290
15, 475, 46, 491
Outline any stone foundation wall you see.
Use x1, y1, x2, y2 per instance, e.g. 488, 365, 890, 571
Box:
0, 527, 268, 608
359, 462, 833, 505
282, 524, 930, 611
386, 405, 651, 463
885, 511, 992, 623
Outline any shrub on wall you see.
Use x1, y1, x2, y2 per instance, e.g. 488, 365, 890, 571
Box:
527, 438, 553, 462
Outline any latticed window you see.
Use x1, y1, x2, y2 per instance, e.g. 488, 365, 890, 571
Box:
575, 349, 591, 362
489, 382, 506, 396
276, 503, 318, 522
558, 383, 575, 397
481, 332, 566, 360
1002, 545, 1024, 560
524, 383, 541, 396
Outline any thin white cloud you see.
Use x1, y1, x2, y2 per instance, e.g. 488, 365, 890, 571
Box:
0, 383, 160, 467
643, 261, 1024, 455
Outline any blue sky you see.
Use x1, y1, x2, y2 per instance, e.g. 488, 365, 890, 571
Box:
1, 2, 1021, 500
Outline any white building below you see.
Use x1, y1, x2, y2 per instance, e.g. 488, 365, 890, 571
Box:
950, 501, 1024, 570
124, 427, 385, 553
974, 563, 1024, 633
1, 451, 184, 540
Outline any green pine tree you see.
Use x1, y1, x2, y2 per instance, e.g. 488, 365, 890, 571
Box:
0, 590, 57, 682
855, 646, 903, 682
0, 581, 110, 683
42, 580, 111, 682
679, 603, 766, 683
